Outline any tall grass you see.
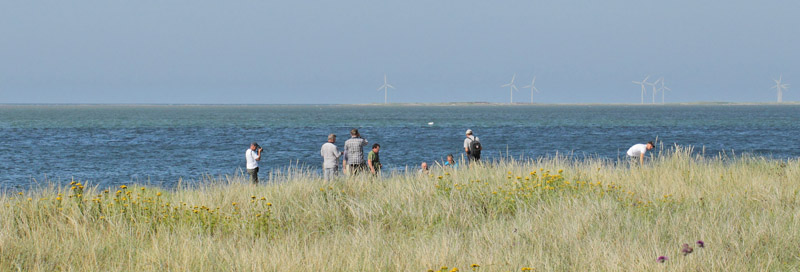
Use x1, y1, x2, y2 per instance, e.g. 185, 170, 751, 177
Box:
1, 146, 798, 271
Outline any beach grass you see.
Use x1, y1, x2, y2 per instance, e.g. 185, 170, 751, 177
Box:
1, 146, 799, 271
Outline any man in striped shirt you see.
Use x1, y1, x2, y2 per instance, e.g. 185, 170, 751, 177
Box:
343, 128, 369, 175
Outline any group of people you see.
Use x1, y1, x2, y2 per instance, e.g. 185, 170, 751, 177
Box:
320, 129, 383, 180
315, 128, 482, 180
244, 128, 655, 183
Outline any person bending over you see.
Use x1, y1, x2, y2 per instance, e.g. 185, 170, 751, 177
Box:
627, 141, 655, 166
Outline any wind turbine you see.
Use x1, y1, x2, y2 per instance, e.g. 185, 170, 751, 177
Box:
772, 75, 789, 103
647, 77, 662, 104
632, 75, 650, 104
501, 74, 519, 104
657, 78, 671, 104
376, 74, 394, 104
522, 77, 540, 104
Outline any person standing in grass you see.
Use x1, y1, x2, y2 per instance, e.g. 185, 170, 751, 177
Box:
320, 134, 342, 180
627, 141, 655, 166
443, 154, 459, 169
418, 162, 430, 174
343, 128, 369, 175
464, 129, 482, 162
367, 143, 382, 176
246, 142, 262, 184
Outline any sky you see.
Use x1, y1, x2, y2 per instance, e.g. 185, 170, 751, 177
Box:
0, 1, 798, 104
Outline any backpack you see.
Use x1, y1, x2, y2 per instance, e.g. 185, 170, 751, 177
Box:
468, 138, 482, 157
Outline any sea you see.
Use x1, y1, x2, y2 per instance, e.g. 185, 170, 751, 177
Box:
1, 104, 798, 189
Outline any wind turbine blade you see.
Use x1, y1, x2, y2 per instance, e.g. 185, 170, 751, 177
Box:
511, 74, 516, 83
633, 81, 641, 84
377, 85, 386, 91
771, 85, 778, 89
522, 85, 531, 89
663, 87, 671, 91
533, 87, 540, 92
512, 85, 519, 91
642, 75, 650, 83
387, 84, 395, 89
501, 83, 511, 87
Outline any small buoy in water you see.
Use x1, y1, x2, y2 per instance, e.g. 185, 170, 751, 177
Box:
428, 122, 434, 126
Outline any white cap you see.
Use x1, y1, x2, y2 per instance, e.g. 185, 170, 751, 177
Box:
466, 129, 473, 135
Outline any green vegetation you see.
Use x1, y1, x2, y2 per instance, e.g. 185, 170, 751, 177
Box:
2, 147, 799, 271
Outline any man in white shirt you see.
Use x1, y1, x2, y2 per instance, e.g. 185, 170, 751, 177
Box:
627, 141, 655, 166
246, 142, 262, 184
463, 129, 481, 162
320, 134, 342, 180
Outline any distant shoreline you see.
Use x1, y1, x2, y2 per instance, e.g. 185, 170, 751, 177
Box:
0, 102, 798, 107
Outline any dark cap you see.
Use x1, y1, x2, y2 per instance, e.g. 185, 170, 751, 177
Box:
251, 142, 259, 146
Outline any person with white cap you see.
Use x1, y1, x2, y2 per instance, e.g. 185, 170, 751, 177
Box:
464, 129, 482, 162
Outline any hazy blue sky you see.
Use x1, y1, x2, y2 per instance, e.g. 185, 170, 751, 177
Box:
1, 1, 798, 104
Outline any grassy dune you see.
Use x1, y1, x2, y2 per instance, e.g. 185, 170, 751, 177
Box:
1, 147, 799, 271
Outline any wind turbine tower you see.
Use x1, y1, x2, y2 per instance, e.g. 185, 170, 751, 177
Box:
632, 76, 650, 104
647, 78, 662, 104
522, 77, 540, 104
658, 78, 671, 104
501, 74, 519, 104
772, 75, 789, 103
377, 74, 395, 104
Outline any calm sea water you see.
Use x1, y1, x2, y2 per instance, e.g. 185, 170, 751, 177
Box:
1, 105, 798, 189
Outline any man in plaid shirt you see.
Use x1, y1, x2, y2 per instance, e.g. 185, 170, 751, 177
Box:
343, 128, 369, 175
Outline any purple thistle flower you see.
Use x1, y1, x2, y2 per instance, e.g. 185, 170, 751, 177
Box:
696, 240, 705, 248
657, 256, 668, 263
681, 243, 694, 256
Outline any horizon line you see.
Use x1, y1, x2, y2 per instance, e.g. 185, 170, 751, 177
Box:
1, 101, 799, 106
